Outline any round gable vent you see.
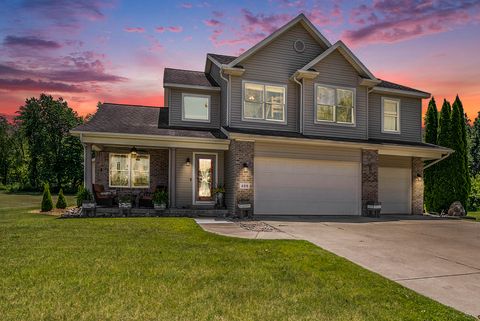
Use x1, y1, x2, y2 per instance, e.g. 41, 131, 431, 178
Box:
293, 39, 305, 53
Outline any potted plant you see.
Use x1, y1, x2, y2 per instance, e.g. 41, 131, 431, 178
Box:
118, 195, 132, 209
153, 190, 168, 210
213, 185, 225, 208
76, 186, 95, 209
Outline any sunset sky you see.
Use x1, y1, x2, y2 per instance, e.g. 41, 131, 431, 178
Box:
0, 0, 479, 119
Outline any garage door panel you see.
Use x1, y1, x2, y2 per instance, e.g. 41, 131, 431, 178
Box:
254, 157, 360, 215
379, 167, 411, 214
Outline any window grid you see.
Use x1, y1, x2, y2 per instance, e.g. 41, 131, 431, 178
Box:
315, 85, 355, 125
243, 82, 286, 123
109, 153, 150, 188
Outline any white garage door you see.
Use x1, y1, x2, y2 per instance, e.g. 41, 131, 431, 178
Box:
378, 167, 411, 214
254, 157, 361, 215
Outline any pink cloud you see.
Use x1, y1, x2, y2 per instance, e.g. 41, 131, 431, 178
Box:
343, 0, 480, 46
155, 27, 165, 33
124, 27, 145, 33
203, 19, 221, 27
167, 26, 183, 33
181, 3, 193, 9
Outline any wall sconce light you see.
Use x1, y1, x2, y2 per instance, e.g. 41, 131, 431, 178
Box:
130, 146, 138, 157
186, 158, 191, 166
243, 162, 249, 170
416, 173, 423, 181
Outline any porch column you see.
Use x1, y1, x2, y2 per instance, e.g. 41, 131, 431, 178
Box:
84, 143, 93, 192
361, 149, 378, 216
169, 148, 176, 208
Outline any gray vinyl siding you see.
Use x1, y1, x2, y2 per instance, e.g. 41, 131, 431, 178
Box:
208, 63, 228, 127
379, 155, 412, 168
303, 50, 368, 139
175, 149, 224, 208
369, 93, 422, 142
167, 88, 220, 128
255, 142, 361, 162
230, 22, 326, 132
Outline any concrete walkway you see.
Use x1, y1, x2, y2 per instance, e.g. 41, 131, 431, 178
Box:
196, 216, 480, 317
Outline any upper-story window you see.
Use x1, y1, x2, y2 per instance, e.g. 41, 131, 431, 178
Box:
382, 97, 400, 133
243, 82, 286, 123
315, 85, 355, 125
182, 93, 210, 122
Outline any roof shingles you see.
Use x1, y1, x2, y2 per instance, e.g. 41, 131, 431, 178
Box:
163, 68, 218, 88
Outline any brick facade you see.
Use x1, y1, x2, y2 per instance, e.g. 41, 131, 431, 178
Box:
361, 149, 379, 216
411, 157, 424, 215
94, 149, 169, 196
224, 140, 254, 216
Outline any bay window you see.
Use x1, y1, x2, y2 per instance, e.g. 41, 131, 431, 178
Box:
382, 98, 400, 133
109, 153, 150, 188
244, 82, 286, 122
315, 85, 355, 125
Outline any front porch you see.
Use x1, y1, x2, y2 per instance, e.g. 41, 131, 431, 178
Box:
81, 136, 230, 217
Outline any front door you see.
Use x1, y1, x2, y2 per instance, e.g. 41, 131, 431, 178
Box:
194, 154, 216, 204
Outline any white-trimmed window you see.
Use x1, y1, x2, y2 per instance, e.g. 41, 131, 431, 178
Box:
315, 85, 355, 125
182, 94, 210, 122
382, 98, 400, 133
243, 82, 286, 122
109, 153, 150, 188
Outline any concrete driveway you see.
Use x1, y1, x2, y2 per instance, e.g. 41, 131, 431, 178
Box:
265, 216, 480, 317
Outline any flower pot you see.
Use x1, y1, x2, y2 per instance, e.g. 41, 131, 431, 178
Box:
82, 201, 96, 209
215, 193, 224, 208
154, 203, 166, 210
119, 202, 132, 209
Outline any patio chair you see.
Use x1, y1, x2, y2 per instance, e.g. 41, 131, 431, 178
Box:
139, 185, 167, 208
92, 184, 115, 207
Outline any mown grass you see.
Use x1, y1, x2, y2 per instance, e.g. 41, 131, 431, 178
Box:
0, 191, 474, 321
467, 211, 480, 221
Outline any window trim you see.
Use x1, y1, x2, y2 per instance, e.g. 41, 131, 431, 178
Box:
242, 80, 287, 124
314, 83, 356, 126
181, 93, 211, 123
192, 152, 218, 205
108, 153, 150, 188
381, 97, 401, 134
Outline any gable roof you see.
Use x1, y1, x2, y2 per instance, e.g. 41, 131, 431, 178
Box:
207, 53, 237, 65
226, 13, 331, 68
301, 40, 378, 81
376, 79, 429, 95
164, 68, 219, 88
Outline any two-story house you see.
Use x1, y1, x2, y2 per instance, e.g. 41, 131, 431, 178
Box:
72, 14, 451, 216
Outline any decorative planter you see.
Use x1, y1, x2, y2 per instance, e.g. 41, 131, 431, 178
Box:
82, 201, 96, 209
154, 203, 166, 210
215, 193, 224, 208
119, 202, 132, 209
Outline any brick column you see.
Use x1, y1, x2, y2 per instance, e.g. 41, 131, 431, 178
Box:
84, 143, 92, 192
361, 149, 378, 216
225, 140, 254, 216
411, 157, 424, 215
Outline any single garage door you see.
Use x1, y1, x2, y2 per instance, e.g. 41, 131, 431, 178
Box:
254, 157, 361, 215
378, 167, 411, 214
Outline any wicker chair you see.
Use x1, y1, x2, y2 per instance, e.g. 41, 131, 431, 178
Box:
92, 184, 115, 206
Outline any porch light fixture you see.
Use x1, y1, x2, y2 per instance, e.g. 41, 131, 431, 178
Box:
416, 173, 423, 181
243, 162, 249, 170
186, 158, 191, 166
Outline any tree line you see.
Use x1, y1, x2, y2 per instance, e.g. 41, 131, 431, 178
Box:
0, 94, 85, 193
424, 95, 480, 212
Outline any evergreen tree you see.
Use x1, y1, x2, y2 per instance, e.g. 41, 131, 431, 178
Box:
423, 97, 438, 211
453, 96, 471, 198
41, 182, 53, 212
432, 100, 453, 212
451, 100, 468, 206
470, 112, 480, 176
56, 188, 67, 209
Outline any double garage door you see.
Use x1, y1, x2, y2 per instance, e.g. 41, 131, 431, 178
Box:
253, 144, 412, 216
254, 155, 361, 216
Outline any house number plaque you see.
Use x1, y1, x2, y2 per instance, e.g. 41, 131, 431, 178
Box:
239, 182, 251, 190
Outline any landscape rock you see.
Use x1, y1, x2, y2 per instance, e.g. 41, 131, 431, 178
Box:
447, 201, 466, 217
61, 207, 83, 218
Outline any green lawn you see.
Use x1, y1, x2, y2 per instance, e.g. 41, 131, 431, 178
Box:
0, 192, 474, 321
467, 211, 480, 221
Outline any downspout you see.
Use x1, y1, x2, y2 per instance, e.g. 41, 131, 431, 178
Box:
424, 152, 453, 170
293, 75, 303, 133
219, 67, 230, 127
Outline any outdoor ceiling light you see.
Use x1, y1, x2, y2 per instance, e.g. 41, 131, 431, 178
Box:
130, 146, 138, 157
186, 158, 191, 166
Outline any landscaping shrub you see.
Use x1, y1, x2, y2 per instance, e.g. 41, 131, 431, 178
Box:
56, 188, 67, 209
76, 186, 93, 207
41, 183, 53, 212
467, 175, 480, 211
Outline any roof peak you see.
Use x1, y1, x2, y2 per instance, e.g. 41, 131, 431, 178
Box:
102, 102, 163, 109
